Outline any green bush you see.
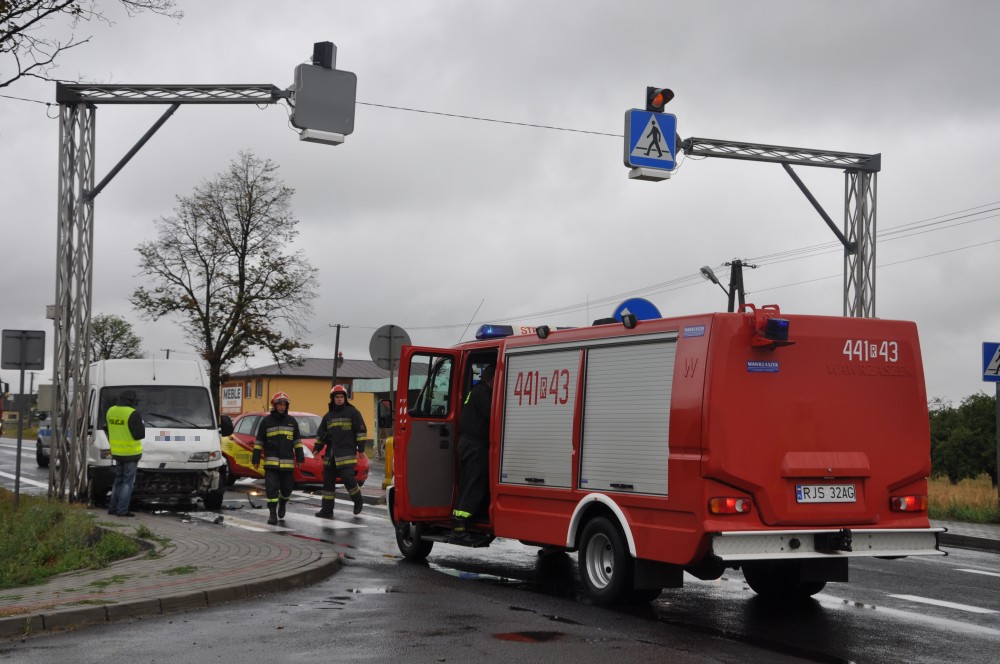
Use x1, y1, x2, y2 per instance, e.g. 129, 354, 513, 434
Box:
0, 489, 140, 589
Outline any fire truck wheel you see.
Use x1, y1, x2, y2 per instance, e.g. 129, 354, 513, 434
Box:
395, 521, 434, 561
742, 561, 826, 600
578, 516, 634, 604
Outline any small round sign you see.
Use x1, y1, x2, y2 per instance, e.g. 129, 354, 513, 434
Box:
369, 324, 411, 372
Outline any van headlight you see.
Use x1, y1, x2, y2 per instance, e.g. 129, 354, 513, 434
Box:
189, 451, 221, 462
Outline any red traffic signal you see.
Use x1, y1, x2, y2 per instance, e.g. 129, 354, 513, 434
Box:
646, 87, 674, 112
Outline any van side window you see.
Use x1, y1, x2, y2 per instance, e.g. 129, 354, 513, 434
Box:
409, 355, 453, 419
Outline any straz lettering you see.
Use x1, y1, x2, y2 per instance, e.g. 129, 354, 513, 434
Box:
842, 339, 899, 363
512, 369, 571, 406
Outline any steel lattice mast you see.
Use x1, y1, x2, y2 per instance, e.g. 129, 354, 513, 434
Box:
51, 84, 285, 501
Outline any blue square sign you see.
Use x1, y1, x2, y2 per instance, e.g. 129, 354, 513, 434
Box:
624, 110, 677, 171
983, 342, 1000, 382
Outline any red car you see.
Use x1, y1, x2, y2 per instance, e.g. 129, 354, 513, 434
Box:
221, 411, 369, 487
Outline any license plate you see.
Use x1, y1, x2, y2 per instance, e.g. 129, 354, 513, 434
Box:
795, 483, 856, 503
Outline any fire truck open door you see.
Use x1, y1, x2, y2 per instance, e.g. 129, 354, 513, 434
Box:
395, 346, 460, 519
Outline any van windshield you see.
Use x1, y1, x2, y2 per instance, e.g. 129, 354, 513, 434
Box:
100, 386, 216, 429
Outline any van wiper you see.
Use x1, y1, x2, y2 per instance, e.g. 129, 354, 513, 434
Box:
145, 412, 199, 428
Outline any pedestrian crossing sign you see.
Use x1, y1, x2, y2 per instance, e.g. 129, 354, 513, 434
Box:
624, 109, 677, 171
983, 342, 1000, 382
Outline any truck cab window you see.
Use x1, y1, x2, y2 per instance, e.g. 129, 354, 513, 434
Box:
409, 355, 453, 418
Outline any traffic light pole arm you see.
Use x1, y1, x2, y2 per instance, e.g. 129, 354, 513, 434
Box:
56, 83, 289, 104
679, 135, 874, 253
680, 136, 880, 172
57, 84, 292, 202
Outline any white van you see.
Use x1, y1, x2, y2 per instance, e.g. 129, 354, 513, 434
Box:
86, 359, 234, 510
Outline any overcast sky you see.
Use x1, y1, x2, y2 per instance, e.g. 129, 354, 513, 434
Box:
1, 0, 998, 405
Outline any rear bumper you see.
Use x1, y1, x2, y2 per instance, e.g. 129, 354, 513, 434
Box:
710, 527, 945, 561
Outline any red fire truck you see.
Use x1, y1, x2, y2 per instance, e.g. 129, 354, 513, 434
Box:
387, 304, 944, 603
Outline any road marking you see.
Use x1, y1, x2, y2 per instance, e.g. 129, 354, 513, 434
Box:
889, 594, 998, 614
0, 470, 49, 488
956, 568, 1000, 579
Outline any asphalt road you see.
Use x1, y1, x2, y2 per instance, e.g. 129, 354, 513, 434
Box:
2, 439, 998, 663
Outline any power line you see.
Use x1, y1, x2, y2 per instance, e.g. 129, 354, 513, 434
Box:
357, 101, 622, 137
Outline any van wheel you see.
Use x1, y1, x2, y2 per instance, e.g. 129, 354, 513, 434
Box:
202, 489, 224, 511
224, 462, 237, 486
578, 516, 633, 604
742, 561, 826, 600
395, 521, 433, 561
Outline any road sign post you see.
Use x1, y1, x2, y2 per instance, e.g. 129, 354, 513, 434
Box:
1, 329, 46, 510
983, 342, 1000, 504
370, 325, 412, 437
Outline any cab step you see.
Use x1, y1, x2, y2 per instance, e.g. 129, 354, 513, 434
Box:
422, 530, 494, 548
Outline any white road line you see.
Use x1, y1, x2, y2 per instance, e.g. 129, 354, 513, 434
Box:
956, 568, 1000, 579
889, 594, 998, 614
0, 470, 49, 488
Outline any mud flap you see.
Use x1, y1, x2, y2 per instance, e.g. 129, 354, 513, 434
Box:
634, 559, 684, 590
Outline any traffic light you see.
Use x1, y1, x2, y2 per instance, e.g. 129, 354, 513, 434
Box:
646, 87, 674, 112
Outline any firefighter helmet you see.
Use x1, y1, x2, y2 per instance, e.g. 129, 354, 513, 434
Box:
270, 391, 290, 405
330, 385, 349, 399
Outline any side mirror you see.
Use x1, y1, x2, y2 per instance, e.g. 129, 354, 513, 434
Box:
219, 414, 234, 437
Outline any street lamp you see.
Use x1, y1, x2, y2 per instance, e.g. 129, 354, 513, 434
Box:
700, 265, 730, 300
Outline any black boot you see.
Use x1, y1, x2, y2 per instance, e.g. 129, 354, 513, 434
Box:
315, 499, 334, 519
267, 503, 278, 525
352, 492, 364, 515
277, 499, 287, 519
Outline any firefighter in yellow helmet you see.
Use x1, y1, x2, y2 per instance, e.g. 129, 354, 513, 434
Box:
252, 392, 304, 525
314, 384, 367, 518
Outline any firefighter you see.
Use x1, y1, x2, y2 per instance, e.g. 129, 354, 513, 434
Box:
252, 392, 304, 526
314, 384, 367, 518
106, 390, 145, 517
451, 364, 494, 541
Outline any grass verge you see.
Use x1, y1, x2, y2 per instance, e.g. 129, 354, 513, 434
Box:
0, 489, 141, 590
928, 474, 1000, 523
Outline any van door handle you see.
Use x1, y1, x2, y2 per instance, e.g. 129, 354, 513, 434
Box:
610, 482, 634, 490
524, 477, 545, 484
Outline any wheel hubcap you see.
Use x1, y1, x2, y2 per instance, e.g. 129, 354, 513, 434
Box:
585, 532, 614, 589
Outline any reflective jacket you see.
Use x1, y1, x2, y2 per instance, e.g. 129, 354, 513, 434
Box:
106, 405, 144, 461
253, 410, 305, 470
316, 402, 367, 456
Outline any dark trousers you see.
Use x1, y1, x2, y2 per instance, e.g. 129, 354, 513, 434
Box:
319, 448, 359, 510
264, 468, 294, 503
454, 436, 489, 520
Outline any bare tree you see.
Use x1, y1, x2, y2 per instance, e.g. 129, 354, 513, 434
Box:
90, 313, 144, 360
130, 150, 318, 405
0, 1, 182, 89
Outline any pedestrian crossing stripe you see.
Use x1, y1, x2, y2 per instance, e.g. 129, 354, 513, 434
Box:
630, 115, 674, 161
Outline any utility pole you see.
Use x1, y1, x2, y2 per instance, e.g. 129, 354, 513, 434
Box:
724, 259, 757, 313
330, 324, 348, 387
161, 348, 173, 359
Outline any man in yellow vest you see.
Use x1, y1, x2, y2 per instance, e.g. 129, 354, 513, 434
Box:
106, 390, 146, 517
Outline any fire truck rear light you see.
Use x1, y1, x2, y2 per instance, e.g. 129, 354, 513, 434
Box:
890, 495, 927, 512
709, 497, 752, 514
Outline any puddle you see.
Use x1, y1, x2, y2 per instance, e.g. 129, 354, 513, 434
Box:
494, 631, 565, 643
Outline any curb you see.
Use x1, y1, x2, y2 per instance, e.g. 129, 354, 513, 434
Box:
940, 532, 1000, 553
0, 554, 340, 641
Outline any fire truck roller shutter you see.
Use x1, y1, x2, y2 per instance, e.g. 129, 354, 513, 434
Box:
580, 340, 676, 495
501, 349, 580, 488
